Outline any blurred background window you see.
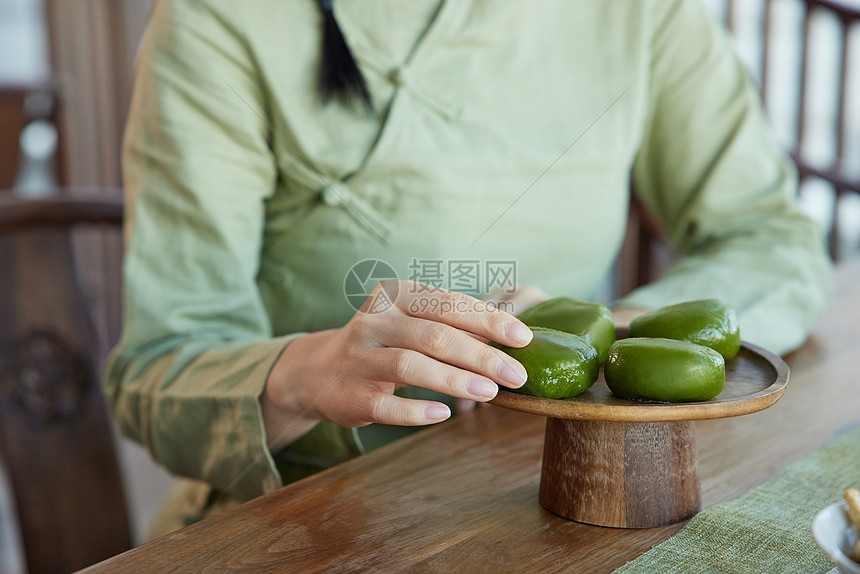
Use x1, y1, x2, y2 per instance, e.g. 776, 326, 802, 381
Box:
702, 0, 860, 259
0, 0, 49, 84
627, 0, 860, 294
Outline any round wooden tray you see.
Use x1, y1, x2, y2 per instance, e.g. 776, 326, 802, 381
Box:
489, 334, 790, 529
490, 339, 789, 422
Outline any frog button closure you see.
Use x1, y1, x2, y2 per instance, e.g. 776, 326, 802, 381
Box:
320, 181, 348, 206
388, 66, 410, 87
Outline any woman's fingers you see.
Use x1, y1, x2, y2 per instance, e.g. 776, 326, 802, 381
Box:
483, 285, 550, 316
325, 282, 536, 430
482, 286, 510, 306
612, 307, 649, 328
502, 286, 550, 316
389, 281, 533, 348
359, 392, 451, 426
379, 316, 527, 389
362, 347, 501, 401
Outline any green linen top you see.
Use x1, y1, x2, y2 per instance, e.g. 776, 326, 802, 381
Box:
104, 0, 831, 534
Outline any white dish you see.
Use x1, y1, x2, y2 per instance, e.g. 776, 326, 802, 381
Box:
812, 501, 860, 574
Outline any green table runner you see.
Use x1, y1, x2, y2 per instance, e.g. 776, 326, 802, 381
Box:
614, 424, 860, 573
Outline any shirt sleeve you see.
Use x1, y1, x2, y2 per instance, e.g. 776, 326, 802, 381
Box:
617, 0, 832, 355
103, 0, 297, 502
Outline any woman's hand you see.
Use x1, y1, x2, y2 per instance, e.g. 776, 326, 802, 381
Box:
260, 281, 533, 450
452, 284, 550, 414
482, 285, 550, 317
611, 307, 648, 328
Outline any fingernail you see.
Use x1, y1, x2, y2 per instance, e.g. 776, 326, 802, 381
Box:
467, 377, 498, 400
505, 321, 533, 346
425, 404, 451, 422
498, 360, 528, 388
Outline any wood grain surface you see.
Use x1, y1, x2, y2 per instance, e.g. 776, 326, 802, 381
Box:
81, 260, 860, 574
539, 419, 700, 528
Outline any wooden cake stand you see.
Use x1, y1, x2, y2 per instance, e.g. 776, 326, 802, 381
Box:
489, 335, 789, 529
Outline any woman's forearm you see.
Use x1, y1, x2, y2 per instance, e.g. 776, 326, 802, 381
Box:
261, 330, 337, 451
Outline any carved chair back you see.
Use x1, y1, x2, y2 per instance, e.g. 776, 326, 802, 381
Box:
0, 190, 130, 573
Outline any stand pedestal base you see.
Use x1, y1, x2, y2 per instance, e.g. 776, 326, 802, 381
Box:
538, 418, 701, 528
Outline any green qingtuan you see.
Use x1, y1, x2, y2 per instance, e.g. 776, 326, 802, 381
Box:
605, 338, 726, 402
490, 327, 599, 399
628, 299, 741, 360
516, 297, 615, 363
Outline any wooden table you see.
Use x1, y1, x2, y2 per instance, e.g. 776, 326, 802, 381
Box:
83, 262, 860, 573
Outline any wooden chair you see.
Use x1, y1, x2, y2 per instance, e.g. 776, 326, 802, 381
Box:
615, 195, 673, 297
0, 84, 60, 190
0, 189, 130, 573
0, 89, 28, 189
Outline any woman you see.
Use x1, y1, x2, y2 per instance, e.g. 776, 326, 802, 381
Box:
105, 0, 830, 537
